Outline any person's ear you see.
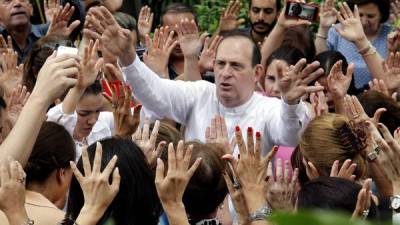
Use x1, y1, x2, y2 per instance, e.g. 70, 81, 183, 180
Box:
253, 64, 264, 83
56, 168, 72, 186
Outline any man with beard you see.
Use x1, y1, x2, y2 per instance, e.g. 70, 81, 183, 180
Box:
218, 0, 281, 44
0, 0, 49, 64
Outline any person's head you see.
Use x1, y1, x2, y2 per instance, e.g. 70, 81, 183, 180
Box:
358, 91, 400, 134
114, 12, 138, 33
25, 122, 76, 208
75, 80, 103, 139
314, 51, 358, 111
83, 0, 122, 12
23, 35, 73, 93
297, 177, 378, 220
154, 121, 183, 159
282, 25, 316, 62
264, 45, 304, 98
66, 138, 161, 225
0, 0, 33, 30
346, 0, 390, 36
299, 113, 368, 180
214, 31, 263, 108
248, 0, 280, 36
161, 141, 227, 220
161, 3, 196, 58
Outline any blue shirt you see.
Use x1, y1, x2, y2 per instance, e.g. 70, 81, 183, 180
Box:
0, 23, 48, 64
327, 23, 391, 89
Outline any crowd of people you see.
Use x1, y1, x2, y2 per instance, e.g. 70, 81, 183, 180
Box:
0, 0, 400, 224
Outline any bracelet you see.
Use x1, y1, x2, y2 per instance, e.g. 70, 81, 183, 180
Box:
22, 218, 34, 225
316, 33, 327, 39
248, 204, 272, 222
358, 42, 371, 55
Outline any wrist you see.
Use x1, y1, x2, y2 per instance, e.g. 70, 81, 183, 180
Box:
242, 186, 267, 212
282, 95, 300, 105
5, 208, 29, 225
119, 49, 136, 67
354, 36, 369, 49
318, 26, 330, 35
78, 205, 106, 223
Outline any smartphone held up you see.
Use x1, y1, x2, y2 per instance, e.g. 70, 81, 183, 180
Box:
285, 1, 319, 22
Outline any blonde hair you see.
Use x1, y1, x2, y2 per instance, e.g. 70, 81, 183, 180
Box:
299, 113, 367, 179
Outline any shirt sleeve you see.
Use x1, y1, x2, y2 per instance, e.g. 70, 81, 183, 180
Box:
122, 56, 211, 125
327, 26, 339, 51
265, 100, 311, 147
46, 103, 77, 134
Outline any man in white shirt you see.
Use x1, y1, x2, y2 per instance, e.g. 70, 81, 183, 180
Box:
98, 7, 324, 154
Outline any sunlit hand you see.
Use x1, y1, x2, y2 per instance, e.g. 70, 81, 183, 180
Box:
199, 35, 223, 73
278, 59, 324, 105
319, 0, 337, 28
218, 0, 245, 33
334, 2, 366, 43
44, 0, 60, 23
47, 3, 81, 37
138, 5, 154, 44
0, 49, 23, 97
176, 18, 208, 59
327, 60, 354, 99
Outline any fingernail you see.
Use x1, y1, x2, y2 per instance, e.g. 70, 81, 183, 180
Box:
247, 127, 253, 133
235, 126, 240, 132
256, 132, 261, 138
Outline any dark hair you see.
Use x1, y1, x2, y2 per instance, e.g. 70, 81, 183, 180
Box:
266, 45, 305, 67
184, 142, 227, 218
249, 0, 282, 12
298, 177, 379, 220
114, 12, 138, 33
358, 91, 400, 134
66, 138, 161, 225
346, 0, 390, 23
82, 80, 103, 97
0, 96, 6, 110
161, 142, 227, 218
315, 51, 359, 95
25, 122, 76, 184
155, 122, 183, 161
23, 35, 73, 93
290, 146, 309, 185
161, 3, 196, 24
220, 31, 261, 67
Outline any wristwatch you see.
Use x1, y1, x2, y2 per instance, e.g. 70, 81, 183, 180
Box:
248, 204, 272, 221
391, 195, 400, 212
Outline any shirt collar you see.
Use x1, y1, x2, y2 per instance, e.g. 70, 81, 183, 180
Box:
217, 91, 257, 114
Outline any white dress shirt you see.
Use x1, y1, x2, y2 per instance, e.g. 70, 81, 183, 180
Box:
47, 103, 114, 160
122, 57, 311, 155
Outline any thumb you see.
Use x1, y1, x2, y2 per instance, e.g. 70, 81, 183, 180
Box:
373, 108, 387, 123
199, 32, 209, 44
67, 20, 81, 34
236, 18, 246, 26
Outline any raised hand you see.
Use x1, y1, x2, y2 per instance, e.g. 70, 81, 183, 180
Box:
310, 81, 328, 118
155, 141, 202, 208
276, 0, 311, 29
143, 27, 177, 78
0, 49, 23, 97
319, 0, 337, 29
138, 6, 154, 44
334, 3, 366, 43
132, 118, 166, 168
33, 52, 79, 104
381, 51, 400, 93
109, 81, 140, 139
70, 143, 120, 224
198, 35, 223, 73
368, 78, 390, 97
351, 179, 372, 220
176, 18, 208, 59
205, 115, 236, 154
44, 0, 61, 23
344, 95, 386, 126
266, 158, 298, 211
0, 158, 28, 225
218, 0, 245, 33
330, 159, 357, 181
5, 85, 30, 127
277, 59, 324, 105
228, 126, 277, 213
0, 35, 13, 55
390, 1, 400, 24
387, 30, 400, 53
77, 39, 103, 90
47, 3, 81, 37
327, 60, 353, 99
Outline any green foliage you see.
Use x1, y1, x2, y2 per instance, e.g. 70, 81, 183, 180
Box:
270, 210, 389, 225
140, 0, 347, 33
